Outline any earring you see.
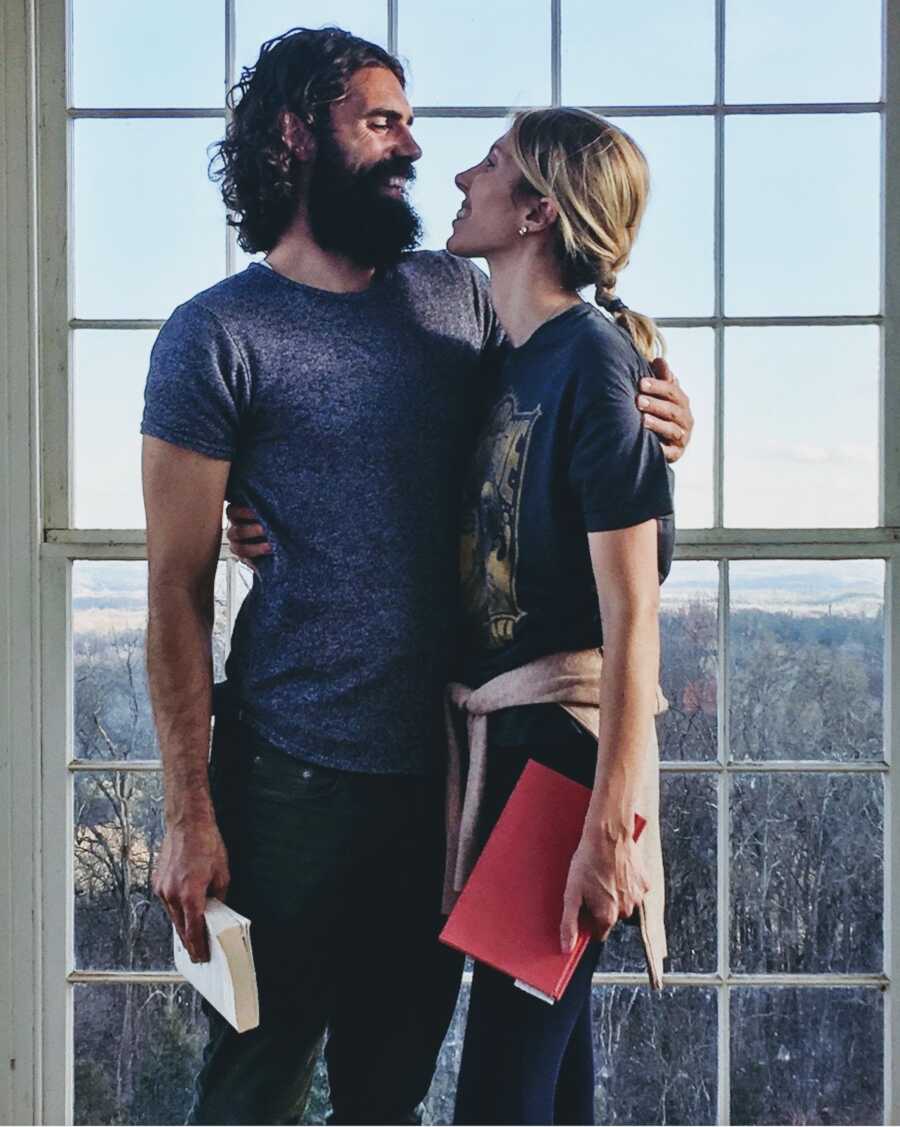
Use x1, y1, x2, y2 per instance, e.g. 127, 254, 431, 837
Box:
518, 226, 528, 237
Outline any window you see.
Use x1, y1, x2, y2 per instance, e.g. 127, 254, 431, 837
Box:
15, 1, 896, 1122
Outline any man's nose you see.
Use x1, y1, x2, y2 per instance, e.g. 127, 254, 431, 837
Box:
455, 167, 472, 193
395, 125, 422, 163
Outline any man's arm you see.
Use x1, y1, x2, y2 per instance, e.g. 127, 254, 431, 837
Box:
143, 435, 231, 962
638, 356, 695, 463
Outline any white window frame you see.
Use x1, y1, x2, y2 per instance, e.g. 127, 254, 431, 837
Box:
1, 0, 899, 1123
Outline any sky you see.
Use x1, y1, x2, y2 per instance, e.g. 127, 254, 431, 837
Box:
69, 0, 884, 535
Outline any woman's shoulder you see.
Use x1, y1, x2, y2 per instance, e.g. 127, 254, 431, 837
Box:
567, 306, 649, 397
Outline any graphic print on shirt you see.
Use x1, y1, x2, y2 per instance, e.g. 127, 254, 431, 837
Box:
460, 392, 541, 650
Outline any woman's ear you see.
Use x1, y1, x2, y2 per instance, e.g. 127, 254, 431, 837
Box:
524, 195, 559, 235
278, 110, 316, 162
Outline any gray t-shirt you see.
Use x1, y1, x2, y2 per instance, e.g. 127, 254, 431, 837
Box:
142, 252, 502, 775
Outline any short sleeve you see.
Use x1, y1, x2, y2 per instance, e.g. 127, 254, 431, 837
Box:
568, 336, 674, 532
141, 301, 249, 461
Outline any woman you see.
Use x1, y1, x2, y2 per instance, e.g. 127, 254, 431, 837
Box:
439, 107, 674, 1125
230, 107, 674, 1125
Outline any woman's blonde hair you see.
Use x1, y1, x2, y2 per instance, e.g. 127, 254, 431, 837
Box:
508, 106, 663, 360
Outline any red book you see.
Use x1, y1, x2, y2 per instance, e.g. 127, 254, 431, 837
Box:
439, 760, 645, 1004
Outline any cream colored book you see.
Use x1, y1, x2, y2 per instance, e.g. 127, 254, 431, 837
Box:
173, 898, 259, 1032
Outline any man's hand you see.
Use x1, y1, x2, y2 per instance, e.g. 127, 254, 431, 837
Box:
153, 820, 230, 963
637, 356, 694, 464
559, 833, 650, 953
226, 503, 272, 564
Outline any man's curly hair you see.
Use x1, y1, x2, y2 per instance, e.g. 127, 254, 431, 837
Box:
209, 27, 406, 254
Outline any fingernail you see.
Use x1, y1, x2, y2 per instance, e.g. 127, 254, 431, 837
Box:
638, 396, 649, 408
641, 379, 651, 390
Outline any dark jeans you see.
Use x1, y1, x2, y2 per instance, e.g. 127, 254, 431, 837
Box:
186, 702, 464, 1126
453, 705, 603, 1126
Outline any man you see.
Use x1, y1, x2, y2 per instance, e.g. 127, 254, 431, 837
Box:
143, 26, 693, 1126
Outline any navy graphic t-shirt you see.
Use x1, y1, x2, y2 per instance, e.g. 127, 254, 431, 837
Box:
460, 302, 675, 688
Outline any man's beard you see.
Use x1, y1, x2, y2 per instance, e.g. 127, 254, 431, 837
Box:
306, 131, 422, 269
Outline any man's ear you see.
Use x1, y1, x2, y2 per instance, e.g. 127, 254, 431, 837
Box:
278, 110, 316, 162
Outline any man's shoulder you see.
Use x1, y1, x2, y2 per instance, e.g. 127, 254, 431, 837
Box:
394, 251, 497, 346
397, 250, 490, 294
172, 265, 268, 325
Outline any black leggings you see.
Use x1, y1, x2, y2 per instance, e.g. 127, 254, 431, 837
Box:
453, 705, 602, 1126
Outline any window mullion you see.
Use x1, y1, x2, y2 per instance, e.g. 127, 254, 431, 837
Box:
550, 0, 561, 106
388, 0, 398, 56
40, 0, 71, 532
715, 11, 730, 1121
224, 0, 235, 278
886, 558, 900, 1125
717, 553, 731, 1125
883, 0, 900, 531
881, 1, 900, 1116
40, 552, 73, 1127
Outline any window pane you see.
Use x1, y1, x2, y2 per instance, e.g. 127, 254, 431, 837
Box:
609, 117, 714, 317
236, 1, 388, 79
724, 327, 879, 528
731, 772, 883, 974
662, 330, 714, 529
730, 987, 883, 1126
73, 120, 226, 319
660, 561, 718, 762
726, 0, 882, 104
74, 330, 155, 529
592, 986, 717, 1125
563, 0, 715, 106
74, 983, 207, 1126
73, 563, 155, 761
660, 775, 717, 973
725, 115, 880, 316
74, 562, 229, 764
604, 773, 717, 974
74, 771, 171, 971
71, 0, 224, 109
398, 0, 550, 106
729, 560, 884, 761
409, 117, 507, 251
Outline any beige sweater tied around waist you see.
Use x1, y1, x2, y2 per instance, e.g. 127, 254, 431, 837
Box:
443, 647, 669, 990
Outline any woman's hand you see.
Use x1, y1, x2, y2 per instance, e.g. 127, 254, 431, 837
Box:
637, 356, 694, 463
559, 831, 651, 953
225, 503, 272, 564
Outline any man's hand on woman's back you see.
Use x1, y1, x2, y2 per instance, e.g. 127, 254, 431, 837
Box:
637, 357, 694, 463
